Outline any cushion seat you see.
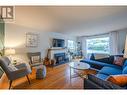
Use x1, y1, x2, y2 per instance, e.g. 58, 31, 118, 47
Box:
99, 66, 122, 75
80, 59, 122, 69
96, 73, 109, 80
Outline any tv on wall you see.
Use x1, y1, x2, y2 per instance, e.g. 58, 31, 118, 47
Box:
52, 38, 65, 48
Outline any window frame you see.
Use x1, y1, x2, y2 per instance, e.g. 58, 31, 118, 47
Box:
67, 40, 75, 50
86, 36, 110, 54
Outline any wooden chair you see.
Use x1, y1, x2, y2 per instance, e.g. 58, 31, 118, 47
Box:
27, 52, 44, 69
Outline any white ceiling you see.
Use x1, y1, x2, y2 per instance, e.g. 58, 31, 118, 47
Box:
14, 6, 127, 36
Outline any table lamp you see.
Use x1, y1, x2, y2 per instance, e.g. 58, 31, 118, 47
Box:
5, 48, 15, 62
124, 35, 127, 58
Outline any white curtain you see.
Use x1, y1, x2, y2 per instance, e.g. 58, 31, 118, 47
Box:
81, 36, 87, 58
109, 31, 118, 55
124, 35, 127, 58
81, 32, 119, 58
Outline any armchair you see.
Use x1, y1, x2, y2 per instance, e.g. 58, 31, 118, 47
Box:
0, 56, 31, 89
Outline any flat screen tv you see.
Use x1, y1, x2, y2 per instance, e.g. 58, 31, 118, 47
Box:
52, 39, 65, 48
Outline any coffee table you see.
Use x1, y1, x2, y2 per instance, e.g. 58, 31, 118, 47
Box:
69, 62, 90, 81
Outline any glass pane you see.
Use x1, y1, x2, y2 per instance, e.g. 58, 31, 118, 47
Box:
86, 37, 109, 54
68, 40, 74, 49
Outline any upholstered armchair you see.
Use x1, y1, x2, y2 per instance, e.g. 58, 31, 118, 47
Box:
0, 56, 31, 89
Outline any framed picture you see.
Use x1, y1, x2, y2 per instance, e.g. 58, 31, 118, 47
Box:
26, 33, 39, 47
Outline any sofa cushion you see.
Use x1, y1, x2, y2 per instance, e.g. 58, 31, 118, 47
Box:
96, 73, 109, 80
122, 66, 127, 74
92, 53, 110, 60
106, 74, 127, 86
95, 56, 114, 64
80, 59, 122, 69
123, 59, 127, 69
99, 66, 122, 75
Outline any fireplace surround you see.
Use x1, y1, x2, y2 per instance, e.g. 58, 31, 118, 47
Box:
54, 53, 69, 66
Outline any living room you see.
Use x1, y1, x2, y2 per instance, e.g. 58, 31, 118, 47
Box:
1, 6, 127, 90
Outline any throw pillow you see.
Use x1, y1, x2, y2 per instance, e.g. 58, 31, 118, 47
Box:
8, 64, 18, 71
107, 74, 127, 86
113, 56, 124, 66
31, 56, 40, 63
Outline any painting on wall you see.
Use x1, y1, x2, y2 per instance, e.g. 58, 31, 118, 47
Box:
26, 32, 39, 47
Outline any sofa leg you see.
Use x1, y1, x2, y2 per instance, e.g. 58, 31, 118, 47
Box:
26, 75, 30, 84
9, 80, 12, 89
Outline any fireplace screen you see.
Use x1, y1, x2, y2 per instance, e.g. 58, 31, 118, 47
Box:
54, 53, 66, 64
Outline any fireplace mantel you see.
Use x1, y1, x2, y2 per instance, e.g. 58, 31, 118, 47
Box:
48, 47, 67, 60
49, 47, 66, 50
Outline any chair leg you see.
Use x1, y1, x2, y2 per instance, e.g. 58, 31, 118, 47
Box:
51, 62, 54, 69
26, 75, 30, 84
9, 80, 12, 89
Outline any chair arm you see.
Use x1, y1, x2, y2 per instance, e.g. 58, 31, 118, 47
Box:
12, 67, 27, 75
15, 63, 28, 68
84, 78, 103, 89
15, 63, 31, 71
8, 67, 31, 80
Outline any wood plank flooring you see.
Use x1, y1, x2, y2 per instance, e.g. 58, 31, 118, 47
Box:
0, 63, 84, 89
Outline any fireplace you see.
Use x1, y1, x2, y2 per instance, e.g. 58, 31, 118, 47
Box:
54, 53, 69, 65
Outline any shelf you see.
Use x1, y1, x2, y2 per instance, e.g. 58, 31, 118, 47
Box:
49, 48, 66, 51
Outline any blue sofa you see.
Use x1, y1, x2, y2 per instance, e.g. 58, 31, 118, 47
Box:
80, 54, 127, 89
80, 54, 123, 70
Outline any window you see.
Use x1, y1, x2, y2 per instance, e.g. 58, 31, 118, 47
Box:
67, 40, 74, 49
86, 37, 110, 54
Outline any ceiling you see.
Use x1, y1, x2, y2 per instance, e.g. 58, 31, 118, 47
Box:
14, 6, 127, 36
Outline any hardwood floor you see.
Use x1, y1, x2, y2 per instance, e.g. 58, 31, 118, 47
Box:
0, 63, 84, 89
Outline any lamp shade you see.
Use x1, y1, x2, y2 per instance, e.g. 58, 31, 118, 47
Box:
124, 35, 127, 58
5, 48, 15, 55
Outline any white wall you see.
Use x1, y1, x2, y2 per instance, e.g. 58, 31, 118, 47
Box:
5, 23, 76, 62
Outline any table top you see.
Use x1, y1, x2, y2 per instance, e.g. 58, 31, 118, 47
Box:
69, 62, 90, 70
